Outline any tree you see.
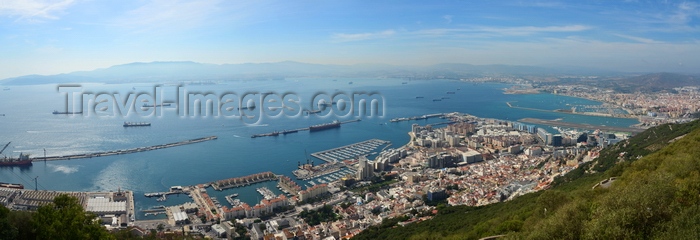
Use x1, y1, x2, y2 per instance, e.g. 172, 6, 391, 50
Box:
157, 223, 165, 232
0, 204, 18, 240
32, 194, 113, 240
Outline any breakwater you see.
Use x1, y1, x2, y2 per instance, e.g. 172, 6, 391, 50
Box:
32, 136, 218, 162
251, 119, 362, 138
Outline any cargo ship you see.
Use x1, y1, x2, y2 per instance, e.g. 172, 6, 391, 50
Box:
53, 110, 83, 114
0, 153, 33, 167
0, 182, 24, 189
238, 103, 256, 110
282, 129, 299, 135
123, 122, 151, 127
309, 120, 341, 132
142, 103, 172, 107
251, 131, 280, 138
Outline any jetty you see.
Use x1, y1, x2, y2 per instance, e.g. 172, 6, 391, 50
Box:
32, 136, 218, 162
250, 119, 362, 138
211, 172, 277, 191
389, 113, 444, 123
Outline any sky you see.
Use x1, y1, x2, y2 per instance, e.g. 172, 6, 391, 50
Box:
0, 0, 699, 79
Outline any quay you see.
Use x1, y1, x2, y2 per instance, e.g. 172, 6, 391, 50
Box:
225, 194, 242, 207
211, 172, 277, 191
310, 139, 390, 163
32, 136, 218, 162
250, 118, 362, 138
390, 113, 444, 123
256, 187, 276, 200
518, 118, 645, 133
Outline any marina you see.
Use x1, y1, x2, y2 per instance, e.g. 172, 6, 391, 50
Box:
31, 136, 218, 162
302, 168, 356, 185
310, 139, 389, 163
293, 161, 346, 180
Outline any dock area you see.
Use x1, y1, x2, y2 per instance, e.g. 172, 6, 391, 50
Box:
211, 172, 277, 191
390, 113, 444, 123
251, 119, 362, 138
518, 118, 645, 133
32, 136, 218, 162
293, 161, 347, 181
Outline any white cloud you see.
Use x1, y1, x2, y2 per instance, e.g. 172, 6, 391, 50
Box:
514, 1, 569, 8
668, 1, 700, 24
614, 34, 662, 44
117, 0, 223, 32
478, 25, 592, 35
412, 25, 592, 38
443, 15, 452, 24
332, 30, 396, 42
431, 37, 700, 72
0, 0, 75, 22
34, 45, 63, 54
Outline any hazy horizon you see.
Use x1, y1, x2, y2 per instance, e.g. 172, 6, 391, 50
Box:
1, 1, 699, 79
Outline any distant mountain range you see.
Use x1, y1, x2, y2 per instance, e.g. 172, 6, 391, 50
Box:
615, 72, 700, 93
0, 61, 616, 85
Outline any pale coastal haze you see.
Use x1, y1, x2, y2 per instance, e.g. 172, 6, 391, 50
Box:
1, 0, 700, 80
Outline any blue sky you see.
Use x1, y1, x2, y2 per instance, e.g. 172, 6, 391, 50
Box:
0, 0, 699, 79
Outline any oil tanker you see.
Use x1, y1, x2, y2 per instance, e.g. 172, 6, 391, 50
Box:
309, 120, 341, 132
0, 153, 33, 167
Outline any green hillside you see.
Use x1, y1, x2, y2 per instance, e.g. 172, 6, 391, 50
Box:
354, 120, 700, 240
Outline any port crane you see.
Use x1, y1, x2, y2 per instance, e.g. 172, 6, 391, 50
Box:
0, 142, 10, 156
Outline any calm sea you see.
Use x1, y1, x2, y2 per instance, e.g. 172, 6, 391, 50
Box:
0, 78, 638, 219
